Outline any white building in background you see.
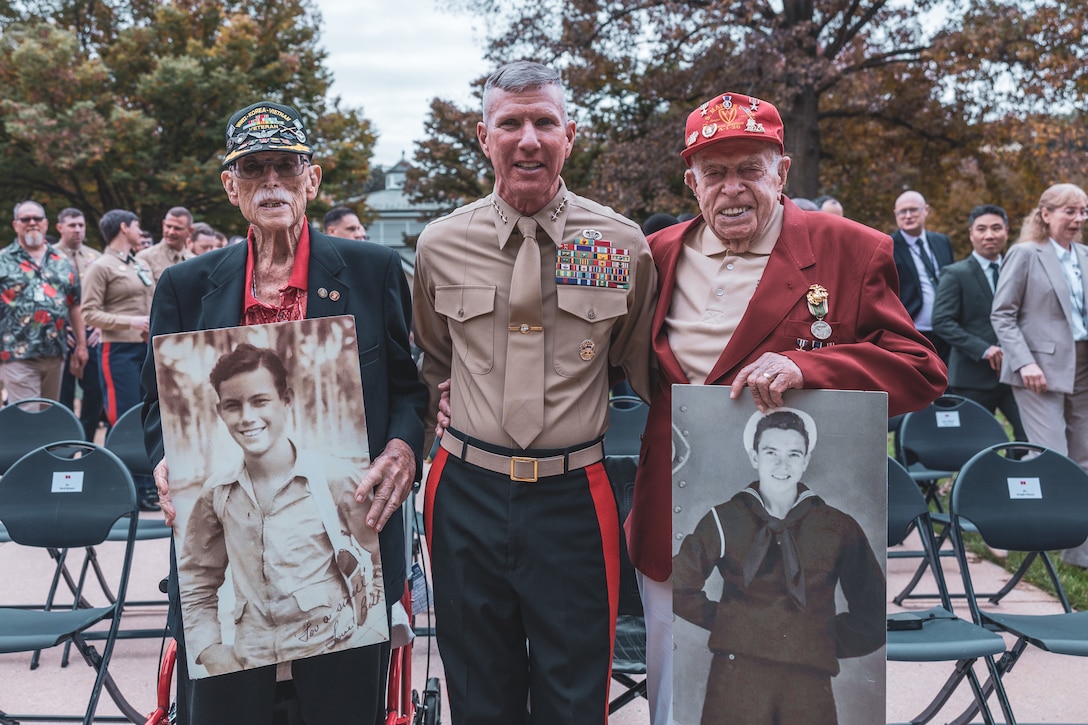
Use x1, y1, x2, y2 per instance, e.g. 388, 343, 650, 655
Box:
365, 158, 443, 250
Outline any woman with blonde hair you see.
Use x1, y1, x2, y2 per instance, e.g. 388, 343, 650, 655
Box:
992, 182, 1088, 566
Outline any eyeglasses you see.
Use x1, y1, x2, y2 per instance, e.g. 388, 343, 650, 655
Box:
15, 215, 45, 224
894, 207, 924, 217
231, 155, 309, 180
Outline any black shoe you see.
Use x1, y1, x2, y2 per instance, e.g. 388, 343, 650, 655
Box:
139, 490, 161, 512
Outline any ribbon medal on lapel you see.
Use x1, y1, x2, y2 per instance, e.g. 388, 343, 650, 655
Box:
555, 230, 631, 289
806, 284, 832, 340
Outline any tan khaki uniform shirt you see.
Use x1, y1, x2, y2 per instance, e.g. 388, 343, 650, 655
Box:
666, 204, 784, 383
135, 240, 192, 283
57, 244, 102, 282
81, 249, 154, 342
414, 182, 656, 450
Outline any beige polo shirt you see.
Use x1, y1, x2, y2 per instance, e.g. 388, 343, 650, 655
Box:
666, 203, 784, 383
135, 240, 192, 283
414, 182, 657, 450
81, 249, 154, 343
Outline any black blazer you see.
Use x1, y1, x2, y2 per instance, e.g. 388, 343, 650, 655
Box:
932, 256, 1002, 390
891, 230, 954, 320
140, 230, 428, 596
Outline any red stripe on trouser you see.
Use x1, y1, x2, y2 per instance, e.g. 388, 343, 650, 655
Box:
100, 342, 119, 425
585, 460, 620, 723
422, 447, 448, 572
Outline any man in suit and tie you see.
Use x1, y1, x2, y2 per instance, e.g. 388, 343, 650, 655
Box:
892, 190, 955, 360
932, 205, 1026, 441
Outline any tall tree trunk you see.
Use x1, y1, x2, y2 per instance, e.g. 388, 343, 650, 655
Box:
783, 87, 820, 199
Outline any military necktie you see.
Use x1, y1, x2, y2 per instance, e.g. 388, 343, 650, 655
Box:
501, 217, 545, 449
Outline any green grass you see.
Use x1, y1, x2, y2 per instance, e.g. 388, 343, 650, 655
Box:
965, 539, 1088, 612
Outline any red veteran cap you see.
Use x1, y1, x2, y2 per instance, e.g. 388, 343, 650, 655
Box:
680, 92, 784, 165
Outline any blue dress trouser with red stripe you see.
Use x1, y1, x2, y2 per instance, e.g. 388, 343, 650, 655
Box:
98, 341, 152, 494
97, 341, 147, 425
425, 442, 619, 725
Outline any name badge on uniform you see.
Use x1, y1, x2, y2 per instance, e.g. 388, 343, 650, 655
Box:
555, 232, 631, 289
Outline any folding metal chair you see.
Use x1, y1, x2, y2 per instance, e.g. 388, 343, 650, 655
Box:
0, 398, 84, 474
892, 395, 1011, 604
0, 441, 144, 724
0, 398, 97, 661
948, 442, 1088, 724
69, 404, 171, 647
603, 454, 647, 714
886, 457, 1010, 725
603, 394, 648, 457
41, 404, 170, 669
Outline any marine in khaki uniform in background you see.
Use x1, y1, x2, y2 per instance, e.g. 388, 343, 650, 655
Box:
413, 60, 656, 724
55, 207, 105, 441
136, 206, 194, 284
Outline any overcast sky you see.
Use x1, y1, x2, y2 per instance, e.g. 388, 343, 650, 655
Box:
315, 0, 490, 168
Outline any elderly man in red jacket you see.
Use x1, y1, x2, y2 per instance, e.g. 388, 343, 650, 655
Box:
628, 92, 947, 723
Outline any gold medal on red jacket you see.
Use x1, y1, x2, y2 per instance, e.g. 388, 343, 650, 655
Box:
806, 284, 832, 340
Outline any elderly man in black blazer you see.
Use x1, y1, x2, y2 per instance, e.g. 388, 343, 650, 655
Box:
932, 205, 1026, 440
892, 190, 954, 360
140, 101, 428, 725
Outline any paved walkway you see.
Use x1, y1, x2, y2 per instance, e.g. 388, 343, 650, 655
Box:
3, 518, 1087, 723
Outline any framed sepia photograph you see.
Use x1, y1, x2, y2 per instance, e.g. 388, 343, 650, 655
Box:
671, 387, 888, 724
153, 315, 387, 678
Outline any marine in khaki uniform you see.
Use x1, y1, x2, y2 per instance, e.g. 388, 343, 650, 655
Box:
136, 206, 194, 283
413, 60, 656, 724
55, 207, 105, 440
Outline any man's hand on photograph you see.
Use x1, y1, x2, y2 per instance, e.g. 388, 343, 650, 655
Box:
435, 378, 451, 438
731, 352, 804, 412
356, 438, 416, 531
153, 459, 177, 527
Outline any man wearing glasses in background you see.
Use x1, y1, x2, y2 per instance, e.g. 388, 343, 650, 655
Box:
892, 190, 954, 361
0, 201, 87, 404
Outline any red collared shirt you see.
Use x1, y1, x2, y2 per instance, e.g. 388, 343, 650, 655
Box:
242, 221, 311, 325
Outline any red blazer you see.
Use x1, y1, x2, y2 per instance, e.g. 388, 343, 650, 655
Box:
627, 200, 947, 581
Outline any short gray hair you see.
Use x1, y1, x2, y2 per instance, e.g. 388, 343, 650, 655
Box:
13, 200, 45, 219
190, 221, 216, 239
482, 61, 566, 124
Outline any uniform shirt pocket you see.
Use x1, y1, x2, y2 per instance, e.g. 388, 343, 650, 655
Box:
553, 287, 628, 377
435, 285, 497, 374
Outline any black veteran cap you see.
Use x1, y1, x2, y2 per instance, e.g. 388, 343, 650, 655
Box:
223, 101, 313, 166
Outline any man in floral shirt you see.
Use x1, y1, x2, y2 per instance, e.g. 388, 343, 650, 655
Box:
0, 201, 87, 404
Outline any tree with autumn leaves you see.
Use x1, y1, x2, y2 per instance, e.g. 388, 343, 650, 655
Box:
0, 0, 373, 240
408, 0, 1088, 253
